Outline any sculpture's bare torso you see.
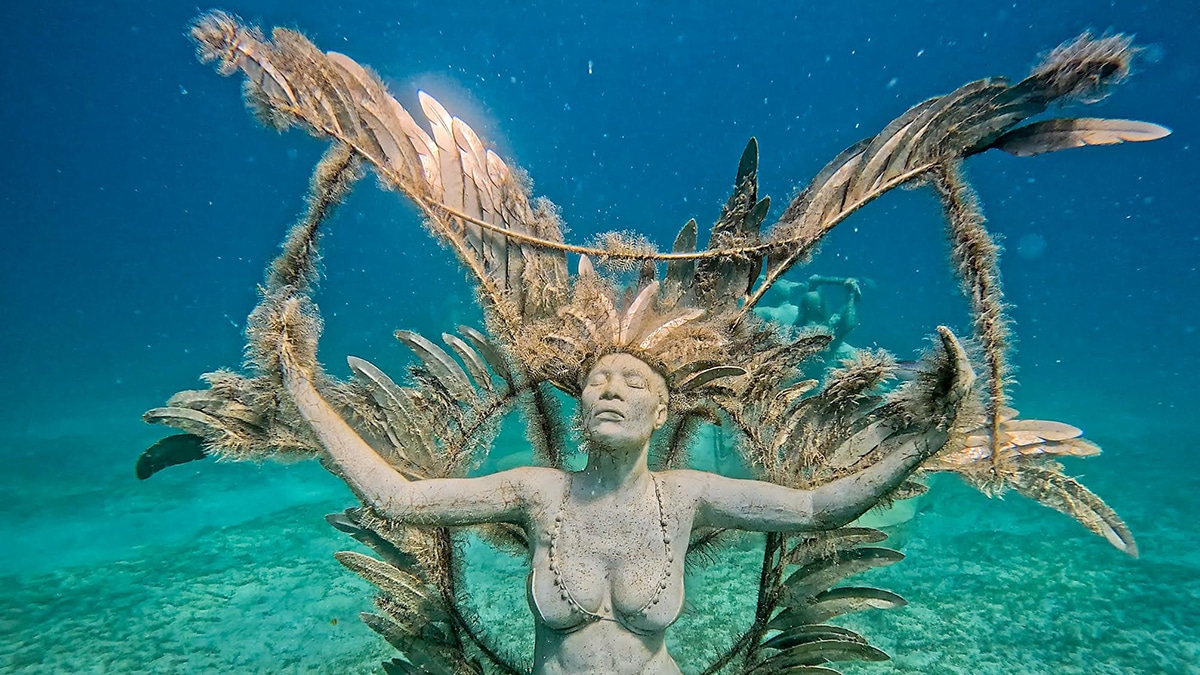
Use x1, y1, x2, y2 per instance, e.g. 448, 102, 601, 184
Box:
525, 470, 692, 674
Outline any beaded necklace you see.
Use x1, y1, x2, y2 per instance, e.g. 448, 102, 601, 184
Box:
547, 474, 674, 622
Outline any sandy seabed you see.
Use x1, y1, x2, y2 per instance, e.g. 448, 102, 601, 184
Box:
2, 418, 1197, 674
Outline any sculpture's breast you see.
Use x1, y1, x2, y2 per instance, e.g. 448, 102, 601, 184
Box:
527, 478, 691, 636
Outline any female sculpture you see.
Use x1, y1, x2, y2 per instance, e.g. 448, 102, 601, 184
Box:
285, 349, 948, 674
144, 13, 1156, 674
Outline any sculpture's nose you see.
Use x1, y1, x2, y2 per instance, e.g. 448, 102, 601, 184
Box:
598, 378, 622, 400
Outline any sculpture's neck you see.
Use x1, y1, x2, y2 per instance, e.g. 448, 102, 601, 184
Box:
580, 440, 652, 494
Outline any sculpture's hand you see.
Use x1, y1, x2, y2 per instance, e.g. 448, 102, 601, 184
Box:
937, 325, 976, 414
802, 330, 977, 528
891, 326, 980, 438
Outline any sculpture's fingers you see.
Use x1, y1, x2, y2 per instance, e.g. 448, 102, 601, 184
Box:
936, 326, 976, 405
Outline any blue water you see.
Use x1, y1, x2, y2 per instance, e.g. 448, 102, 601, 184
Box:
1, 1, 1196, 673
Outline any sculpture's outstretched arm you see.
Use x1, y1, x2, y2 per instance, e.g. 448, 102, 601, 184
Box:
285, 361, 538, 527
805, 429, 945, 528
692, 427, 947, 532
697, 326, 971, 533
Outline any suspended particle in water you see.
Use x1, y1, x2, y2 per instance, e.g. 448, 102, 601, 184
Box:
1141, 43, 1165, 64
1016, 233, 1047, 260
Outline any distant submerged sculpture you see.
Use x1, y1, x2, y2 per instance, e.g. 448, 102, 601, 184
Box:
143, 11, 1167, 674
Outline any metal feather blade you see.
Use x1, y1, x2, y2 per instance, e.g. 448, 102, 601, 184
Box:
696, 138, 765, 306
324, 53, 423, 179
667, 359, 724, 384
675, 365, 747, 392
783, 548, 905, 602
753, 662, 840, 667
359, 612, 464, 675
769, 587, 907, 628
142, 406, 226, 438
896, 79, 1010, 168
441, 333, 495, 392
1008, 465, 1138, 557
937, 416, 1101, 468
842, 98, 939, 205
827, 420, 898, 470
665, 219, 698, 296
394, 330, 476, 402
991, 118, 1171, 156
167, 390, 265, 427
135, 434, 209, 479
335, 551, 450, 622
452, 117, 510, 283
381, 658, 416, 675
346, 355, 437, 471
776, 138, 871, 234
620, 281, 660, 345
457, 325, 514, 388
750, 640, 889, 671
988, 419, 1082, 443
786, 527, 890, 561
325, 510, 418, 569
760, 624, 868, 652
419, 92, 468, 215
637, 308, 705, 351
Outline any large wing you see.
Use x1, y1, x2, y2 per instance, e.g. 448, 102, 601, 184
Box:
190, 11, 568, 343
738, 32, 1164, 471
140, 137, 530, 475
926, 413, 1138, 557
752, 33, 1164, 298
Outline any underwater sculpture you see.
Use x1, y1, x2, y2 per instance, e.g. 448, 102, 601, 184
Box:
143, 11, 1169, 674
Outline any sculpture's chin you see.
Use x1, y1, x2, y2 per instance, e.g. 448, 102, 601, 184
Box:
586, 423, 652, 453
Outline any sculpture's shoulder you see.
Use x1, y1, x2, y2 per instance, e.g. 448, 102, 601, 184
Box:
495, 465, 569, 510
653, 468, 712, 504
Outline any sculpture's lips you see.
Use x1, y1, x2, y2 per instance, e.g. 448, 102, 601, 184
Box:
592, 407, 625, 421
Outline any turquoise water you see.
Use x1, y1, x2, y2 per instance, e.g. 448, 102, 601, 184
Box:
1, 1, 1197, 673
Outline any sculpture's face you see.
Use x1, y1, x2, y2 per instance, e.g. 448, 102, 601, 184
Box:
581, 354, 668, 448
